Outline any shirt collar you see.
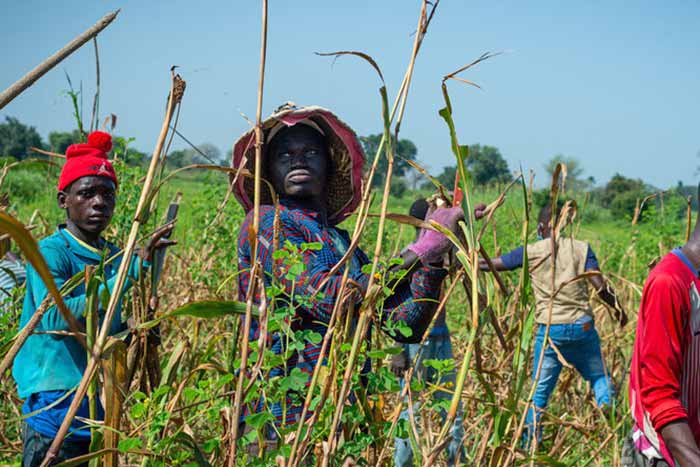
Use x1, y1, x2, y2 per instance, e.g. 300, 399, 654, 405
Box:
279, 198, 330, 226
672, 247, 700, 276
58, 225, 109, 259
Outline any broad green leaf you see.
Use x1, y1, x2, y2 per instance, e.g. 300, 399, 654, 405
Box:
0, 211, 84, 338
136, 300, 254, 331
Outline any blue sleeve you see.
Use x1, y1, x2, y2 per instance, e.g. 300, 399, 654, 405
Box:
499, 246, 524, 270
584, 245, 600, 271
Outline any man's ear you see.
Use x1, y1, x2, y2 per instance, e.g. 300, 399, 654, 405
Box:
57, 191, 68, 209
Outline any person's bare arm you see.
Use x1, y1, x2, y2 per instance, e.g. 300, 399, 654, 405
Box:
661, 421, 700, 466
478, 256, 511, 272
588, 272, 628, 327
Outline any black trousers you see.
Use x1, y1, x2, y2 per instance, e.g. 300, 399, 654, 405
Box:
22, 422, 90, 467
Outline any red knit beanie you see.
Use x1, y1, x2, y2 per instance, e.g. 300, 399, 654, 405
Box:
57, 131, 118, 191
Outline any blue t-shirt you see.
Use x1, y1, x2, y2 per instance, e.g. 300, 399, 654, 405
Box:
499, 244, 600, 271
14, 226, 146, 439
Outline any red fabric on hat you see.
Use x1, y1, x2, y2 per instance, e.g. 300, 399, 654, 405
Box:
58, 131, 118, 191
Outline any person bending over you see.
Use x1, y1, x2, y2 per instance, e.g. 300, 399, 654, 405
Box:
478, 202, 626, 448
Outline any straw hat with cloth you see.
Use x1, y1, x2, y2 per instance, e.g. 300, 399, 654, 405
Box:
231, 102, 365, 225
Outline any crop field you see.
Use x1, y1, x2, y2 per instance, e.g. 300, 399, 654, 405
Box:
0, 1, 696, 466
0, 152, 691, 466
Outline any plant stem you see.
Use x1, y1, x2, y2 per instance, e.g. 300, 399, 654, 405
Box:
40, 71, 184, 467
0, 10, 119, 110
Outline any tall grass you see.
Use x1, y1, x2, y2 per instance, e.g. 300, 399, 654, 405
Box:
0, 1, 693, 466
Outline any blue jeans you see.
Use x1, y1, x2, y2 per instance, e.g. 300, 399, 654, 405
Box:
394, 335, 465, 467
524, 317, 613, 446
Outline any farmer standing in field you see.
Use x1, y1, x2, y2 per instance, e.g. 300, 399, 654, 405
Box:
12, 131, 175, 467
477, 201, 626, 448
391, 197, 465, 467
623, 187, 700, 466
232, 103, 462, 442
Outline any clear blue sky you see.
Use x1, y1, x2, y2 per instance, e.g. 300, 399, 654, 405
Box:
2, 1, 699, 188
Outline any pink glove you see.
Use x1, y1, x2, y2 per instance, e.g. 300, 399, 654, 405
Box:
474, 203, 487, 220
407, 206, 464, 265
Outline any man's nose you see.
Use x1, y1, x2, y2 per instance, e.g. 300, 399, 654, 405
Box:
290, 153, 309, 167
92, 194, 107, 208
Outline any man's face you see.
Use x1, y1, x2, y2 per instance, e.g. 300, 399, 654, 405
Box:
266, 125, 329, 201
58, 176, 116, 234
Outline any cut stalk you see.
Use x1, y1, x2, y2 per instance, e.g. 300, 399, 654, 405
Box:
228, 0, 268, 463
0, 10, 119, 110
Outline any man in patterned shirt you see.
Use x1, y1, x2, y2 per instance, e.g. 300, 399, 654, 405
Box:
232, 104, 461, 431
624, 187, 700, 466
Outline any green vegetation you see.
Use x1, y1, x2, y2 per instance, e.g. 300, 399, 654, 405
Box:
0, 144, 693, 465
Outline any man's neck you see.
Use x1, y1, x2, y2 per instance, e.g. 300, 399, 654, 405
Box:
283, 197, 328, 224
681, 232, 700, 271
65, 222, 101, 248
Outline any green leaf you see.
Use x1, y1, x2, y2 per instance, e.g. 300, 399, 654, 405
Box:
396, 321, 413, 339
272, 249, 289, 260
173, 432, 213, 467
367, 349, 389, 359
0, 211, 83, 337
245, 411, 274, 429
304, 331, 322, 345
137, 300, 254, 331
118, 437, 143, 453
130, 402, 146, 419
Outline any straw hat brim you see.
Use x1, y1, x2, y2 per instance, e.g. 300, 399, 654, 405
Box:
231, 104, 365, 225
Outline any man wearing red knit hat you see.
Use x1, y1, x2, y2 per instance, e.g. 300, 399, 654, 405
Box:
12, 131, 175, 466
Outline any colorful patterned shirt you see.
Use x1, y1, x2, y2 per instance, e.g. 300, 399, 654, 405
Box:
236, 199, 448, 426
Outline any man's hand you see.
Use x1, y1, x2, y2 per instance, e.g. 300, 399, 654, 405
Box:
407, 207, 465, 265
140, 221, 177, 263
589, 272, 627, 327
390, 351, 409, 378
474, 203, 488, 220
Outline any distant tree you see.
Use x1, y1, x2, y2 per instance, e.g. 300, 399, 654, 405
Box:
601, 173, 650, 219
544, 155, 593, 191
123, 147, 148, 166
167, 143, 223, 169
404, 162, 427, 190
112, 136, 148, 166
429, 144, 511, 190
359, 134, 417, 188
436, 165, 457, 189
0, 117, 44, 160
675, 181, 699, 212
48, 130, 82, 154
390, 178, 407, 198
197, 143, 223, 165
465, 144, 512, 185
601, 173, 647, 208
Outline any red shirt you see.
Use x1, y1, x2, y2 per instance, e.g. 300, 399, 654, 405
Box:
630, 249, 700, 463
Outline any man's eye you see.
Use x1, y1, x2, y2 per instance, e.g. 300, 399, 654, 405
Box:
278, 152, 291, 159
307, 149, 319, 156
